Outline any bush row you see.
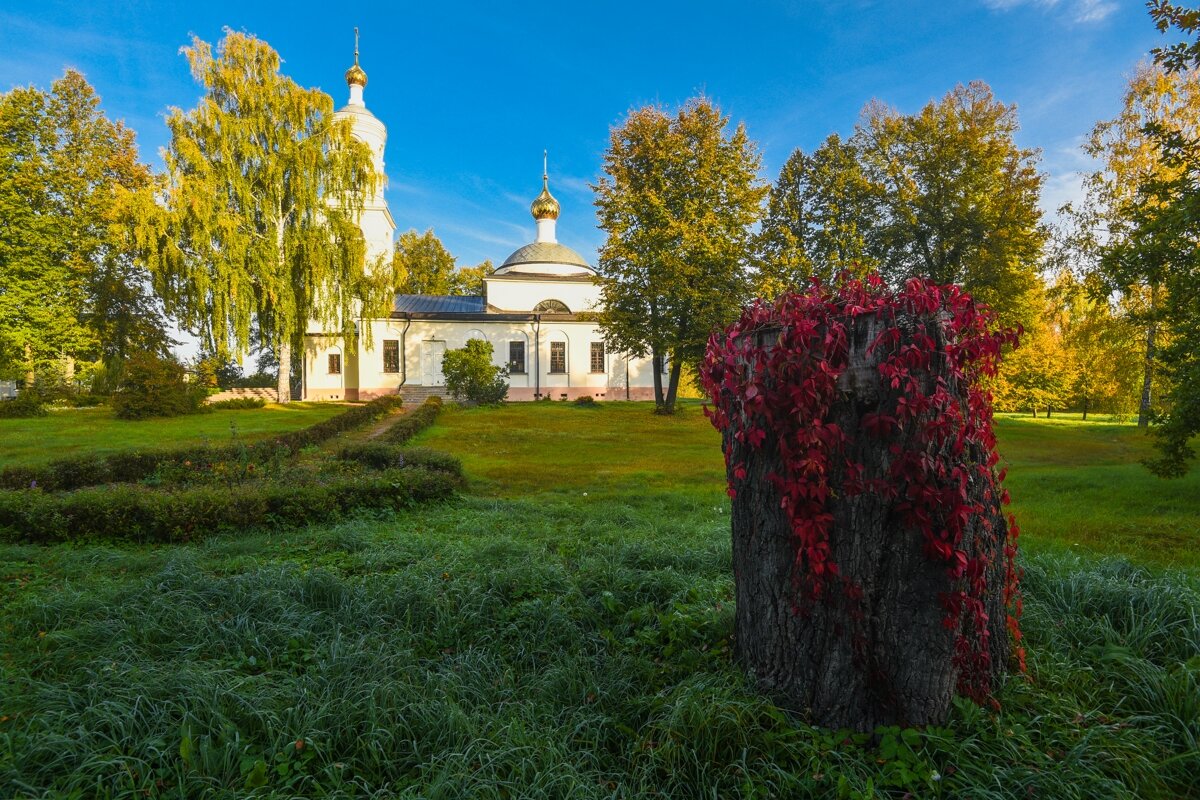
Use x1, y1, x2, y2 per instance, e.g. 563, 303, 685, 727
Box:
338, 443, 463, 477
382, 396, 443, 444
0, 396, 405, 492
0, 467, 454, 545
205, 397, 266, 410
0, 393, 48, 418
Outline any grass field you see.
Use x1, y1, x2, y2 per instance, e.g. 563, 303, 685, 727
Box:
1, 402, 1197, 798
0, 403, 346, 467
418, 401, 1200, 569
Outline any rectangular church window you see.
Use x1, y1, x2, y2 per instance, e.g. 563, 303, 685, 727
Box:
383, 340, 399, 373
590, 342, 605, 373
509, 341, 526, 374
550, 341, 566, 374
328, 353, 342, 375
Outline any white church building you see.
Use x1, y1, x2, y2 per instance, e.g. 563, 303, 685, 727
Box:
302, 45, 662, 402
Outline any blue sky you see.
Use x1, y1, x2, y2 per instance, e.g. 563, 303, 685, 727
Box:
0, 0, 1164, 270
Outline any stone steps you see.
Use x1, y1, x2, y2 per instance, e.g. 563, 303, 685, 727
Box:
206, 387, 279, 403
397, 385, 455, 404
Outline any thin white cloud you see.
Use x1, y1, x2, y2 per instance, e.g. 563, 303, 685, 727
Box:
1072, 0, 1118, 23
552, 175, 595, 196
438, 222, 526, 250
981, 0, 1116, 23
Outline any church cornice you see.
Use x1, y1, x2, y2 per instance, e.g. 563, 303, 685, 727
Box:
484, 272, 598, 283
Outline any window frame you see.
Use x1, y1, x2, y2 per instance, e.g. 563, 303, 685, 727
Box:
509, 340, 527, 374
328, 353, 342, 375
589, 341, 606, 373
382, 339, 400, 374
549, 341, 567, 374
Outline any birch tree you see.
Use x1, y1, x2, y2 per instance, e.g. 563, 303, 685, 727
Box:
137, 31, 387, 401
1076, 63, 1200, 427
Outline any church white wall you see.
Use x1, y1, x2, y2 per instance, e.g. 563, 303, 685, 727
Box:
304, 317, 662, 401
484, 277, 602, 313
303, 336, 352, 401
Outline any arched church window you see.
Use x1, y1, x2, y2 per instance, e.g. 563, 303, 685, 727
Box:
533, 299, 571, 314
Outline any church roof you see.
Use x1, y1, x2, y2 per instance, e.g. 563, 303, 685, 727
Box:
500, 241, 592, 270
393, 294, 486, 314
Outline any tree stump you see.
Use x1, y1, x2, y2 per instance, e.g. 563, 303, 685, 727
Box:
703, 278, 1023, 731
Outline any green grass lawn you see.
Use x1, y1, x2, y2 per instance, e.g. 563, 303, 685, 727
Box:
0, 402, 1197, 798
418, 401, 1200, 570
0, 403, 347, 467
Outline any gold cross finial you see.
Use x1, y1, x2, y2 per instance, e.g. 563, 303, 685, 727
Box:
543, 150, 548, 185
354, 27, 360, 65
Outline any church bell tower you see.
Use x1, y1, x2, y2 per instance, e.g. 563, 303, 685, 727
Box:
333, 29, 396, 268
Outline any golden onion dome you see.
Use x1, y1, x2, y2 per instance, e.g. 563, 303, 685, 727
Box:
531, 175, 560, 220
345, 62, 367, 87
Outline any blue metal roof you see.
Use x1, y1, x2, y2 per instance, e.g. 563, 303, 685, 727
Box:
393, 294, 487, 314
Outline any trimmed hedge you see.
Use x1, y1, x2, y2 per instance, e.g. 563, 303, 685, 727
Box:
338, 443, 463, 477
0, 393, 48, 418
0, 395, 404, 492
205, 397, 266, 410
382, 396, 443, 444
0, 467, 454, 544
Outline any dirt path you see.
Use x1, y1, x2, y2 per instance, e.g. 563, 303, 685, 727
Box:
362, 409, 407, 441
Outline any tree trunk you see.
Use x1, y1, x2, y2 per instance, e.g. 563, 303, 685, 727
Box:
277, 340, 292, 403
662, 354, 683, 414
1082, 398, 1089, 422
1139, 321, 1156, 428
651, 350, 665, 409
23, 342, 35, 388
724, 314, 1011, 731
1046, 406, 1052, 418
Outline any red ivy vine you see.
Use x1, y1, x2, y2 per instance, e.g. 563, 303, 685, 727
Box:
702, 275, 1025, 702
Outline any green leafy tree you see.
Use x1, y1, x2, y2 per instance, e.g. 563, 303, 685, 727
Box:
393, 229, 492, 295
0, 70, 166, 384
1149, 1, 1200, 71
992, 282, 1073, 416
135, 31, 389, 402
441, 339, 508, 404
394, 229, 457, 294
451, 259, 494, 296
756, 134, 879, 296
852, 82, 1046, 329
593, 97, 767, 414
1074, 63, 1200, 433
1049, 269, 1144, 419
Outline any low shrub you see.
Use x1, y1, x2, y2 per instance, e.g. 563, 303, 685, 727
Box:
338, 443, 463, 477
111, 353, 206, 420
442, 340, 509, 404
206, 397, 267, 410
382, 397, 443, 444
0, 392, 48, 418
0, 467, 455, 544
574, 395, 597, 406
0, 395, 404, 492
58, 393, 107, 408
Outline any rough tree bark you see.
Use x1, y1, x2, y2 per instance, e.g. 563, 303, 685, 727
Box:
723, 312, 1011, 731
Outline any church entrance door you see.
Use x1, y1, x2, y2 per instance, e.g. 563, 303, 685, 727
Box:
422, 340, 447, 386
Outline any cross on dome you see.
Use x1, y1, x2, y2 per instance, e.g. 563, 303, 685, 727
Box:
345, 28, 367, 88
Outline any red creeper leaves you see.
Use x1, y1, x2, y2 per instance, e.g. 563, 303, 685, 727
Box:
702, 273, 1024, 704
